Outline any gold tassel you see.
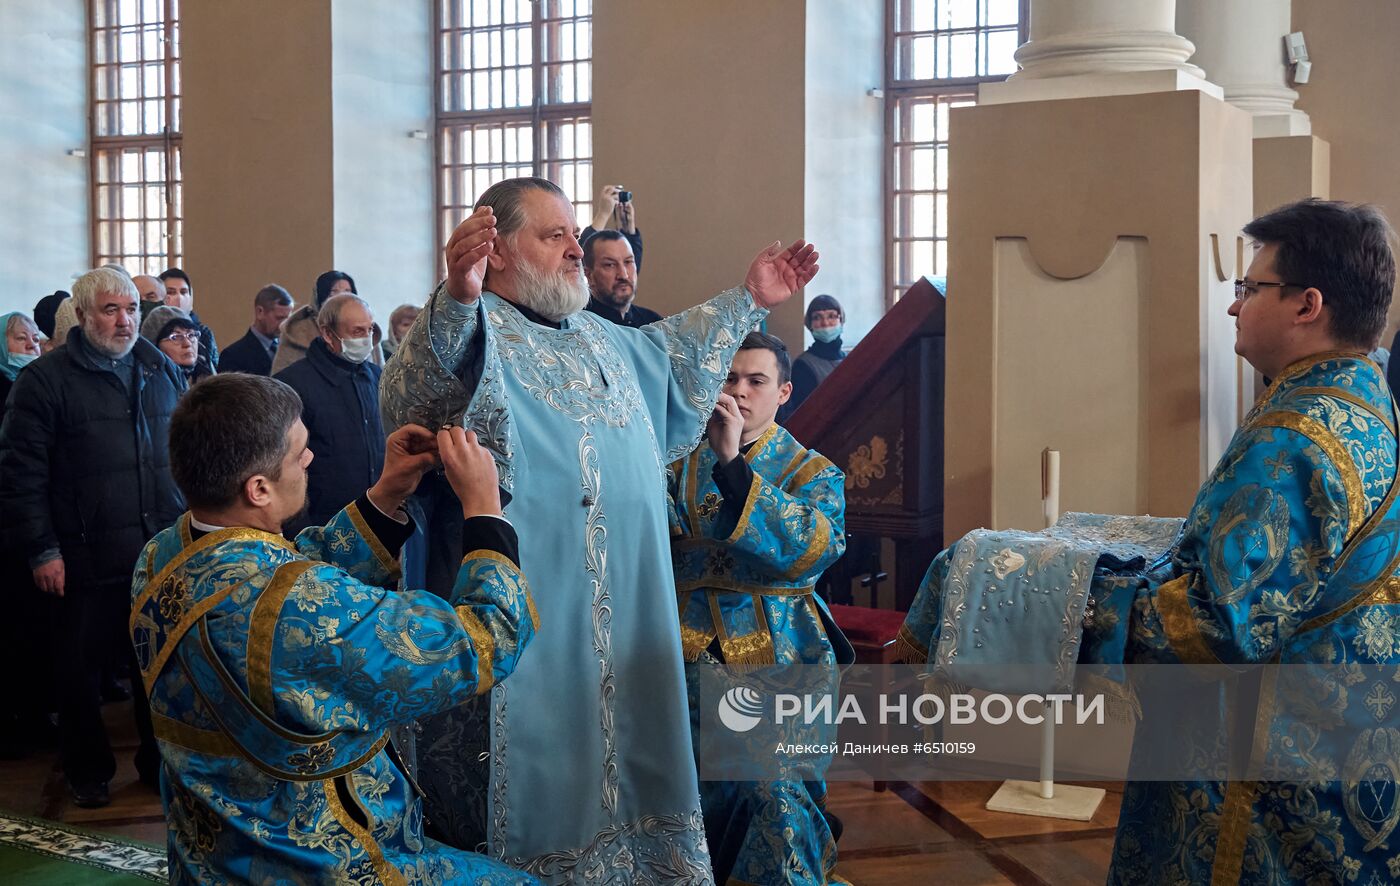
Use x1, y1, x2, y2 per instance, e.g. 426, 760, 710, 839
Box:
1076, 671, 1142, 724
890, 624, 929, 665
714, 595, 777, 671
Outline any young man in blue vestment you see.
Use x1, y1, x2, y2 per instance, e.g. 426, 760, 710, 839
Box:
130, 373, 540, 885
668, 332, 852, 886
381, 177, 821, 883
898, 199, 1400, 884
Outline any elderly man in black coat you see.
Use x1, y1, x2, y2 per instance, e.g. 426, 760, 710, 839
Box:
0, 267, 186, 808
274, 293, 386, 537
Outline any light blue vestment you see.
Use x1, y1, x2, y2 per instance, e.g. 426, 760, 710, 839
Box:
381, 284, 765, 883
668, 422, 850, 885
899, 513, 1181, 702
130, 504, 539, 885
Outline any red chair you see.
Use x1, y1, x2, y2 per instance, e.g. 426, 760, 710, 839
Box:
828, 603, 907, 792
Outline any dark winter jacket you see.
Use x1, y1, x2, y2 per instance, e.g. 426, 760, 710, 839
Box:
0, 329, 186, 590
274, 336, 385, 536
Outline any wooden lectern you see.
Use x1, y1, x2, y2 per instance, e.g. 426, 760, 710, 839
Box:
785, 276, 947, 611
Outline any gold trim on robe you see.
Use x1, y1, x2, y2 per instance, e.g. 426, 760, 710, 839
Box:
344, 500, 401, 579
709, 593, 776, 669
247, 561, 318, 718
1249, 411, 1366, 538
324, 775, 408, 886
1155, 574, 1225, 667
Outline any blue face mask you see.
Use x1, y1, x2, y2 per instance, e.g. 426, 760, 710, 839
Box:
9, 352, 37, 368
811, 324, 842, 344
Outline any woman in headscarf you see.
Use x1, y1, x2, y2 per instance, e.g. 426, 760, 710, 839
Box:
142, 305, 212, 386
0, 312, 43, 417
381, 303, 421, 361
0, 310, 56, 758
271, 270, 383, 375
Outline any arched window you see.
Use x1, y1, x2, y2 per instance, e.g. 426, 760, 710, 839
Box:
90, 0, 182, 274
435, 0, 592, 264
887, 0, 1026, 302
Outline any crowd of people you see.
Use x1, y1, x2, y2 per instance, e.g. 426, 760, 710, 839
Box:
0, 179, 853, 884
5, 180, 1387, 886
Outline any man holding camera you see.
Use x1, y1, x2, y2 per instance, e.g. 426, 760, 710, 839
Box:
583, 183, 643, 268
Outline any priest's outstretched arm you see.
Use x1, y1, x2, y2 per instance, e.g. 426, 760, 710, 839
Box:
605, 240, 823, 463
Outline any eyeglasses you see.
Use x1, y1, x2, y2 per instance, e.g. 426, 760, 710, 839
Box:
1234, 278, 1310, 300
162, 332, 199, 345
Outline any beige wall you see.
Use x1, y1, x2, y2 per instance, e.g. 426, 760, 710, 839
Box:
1291, 0, 1400, 333
592, 0, 808, 348
182, 0, 336, 345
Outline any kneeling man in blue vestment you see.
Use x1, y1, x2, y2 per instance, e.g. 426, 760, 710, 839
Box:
898, 199, 1400, 884
130, 373, 541, 884
668, 331, 853, 885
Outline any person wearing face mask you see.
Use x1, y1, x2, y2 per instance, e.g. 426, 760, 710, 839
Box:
0, 311, 56, 760
0, 312, 43, 417
779, 294, 847, 423
157, 268, 219, 376
274, 293, 386, 537
271, 270, 385, 375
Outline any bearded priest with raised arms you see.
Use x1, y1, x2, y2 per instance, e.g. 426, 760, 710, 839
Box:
380, 176, 820, 883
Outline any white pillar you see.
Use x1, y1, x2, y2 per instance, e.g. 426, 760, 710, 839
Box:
1177, 0, 1310, 137
1014, 0, 1203, 80
981, 0, 1219, 105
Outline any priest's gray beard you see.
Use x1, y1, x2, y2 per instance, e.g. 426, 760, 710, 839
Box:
513, 257, 590, 321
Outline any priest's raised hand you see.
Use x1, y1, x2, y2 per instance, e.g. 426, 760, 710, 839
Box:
745, 239, 820, 308
445, 205, 497, 304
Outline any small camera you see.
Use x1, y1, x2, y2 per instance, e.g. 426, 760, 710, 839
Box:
617, 189, 632, 204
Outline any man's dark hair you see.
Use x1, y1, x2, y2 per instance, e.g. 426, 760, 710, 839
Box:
170, 374, 304, 510
738, 331, 792, 385
158, 267, 191, 287
1243, 199, 1397, 350
474, 177, 569, 242
255, 284, 293, 310
582, 229, 628, 269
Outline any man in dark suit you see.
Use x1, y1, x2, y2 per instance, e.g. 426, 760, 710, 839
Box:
217, 284, 294, 375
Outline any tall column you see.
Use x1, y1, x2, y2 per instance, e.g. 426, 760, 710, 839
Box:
944, 0, 1255, 536
1015, 0, 1202, 80
1178, 0, 1310, 137
982, 0, 1217, 104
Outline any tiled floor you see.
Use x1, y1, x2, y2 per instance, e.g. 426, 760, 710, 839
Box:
1, 703, 1121, 884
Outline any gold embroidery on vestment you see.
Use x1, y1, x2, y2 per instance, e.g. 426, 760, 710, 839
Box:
1249, 410, 1365, 539
247, 561, 318, 718
324, 775, 408, 886
1156, 574, 1224, 667
345, 501, 401, 578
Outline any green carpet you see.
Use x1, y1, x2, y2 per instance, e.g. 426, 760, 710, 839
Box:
0, 812, 166, 884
